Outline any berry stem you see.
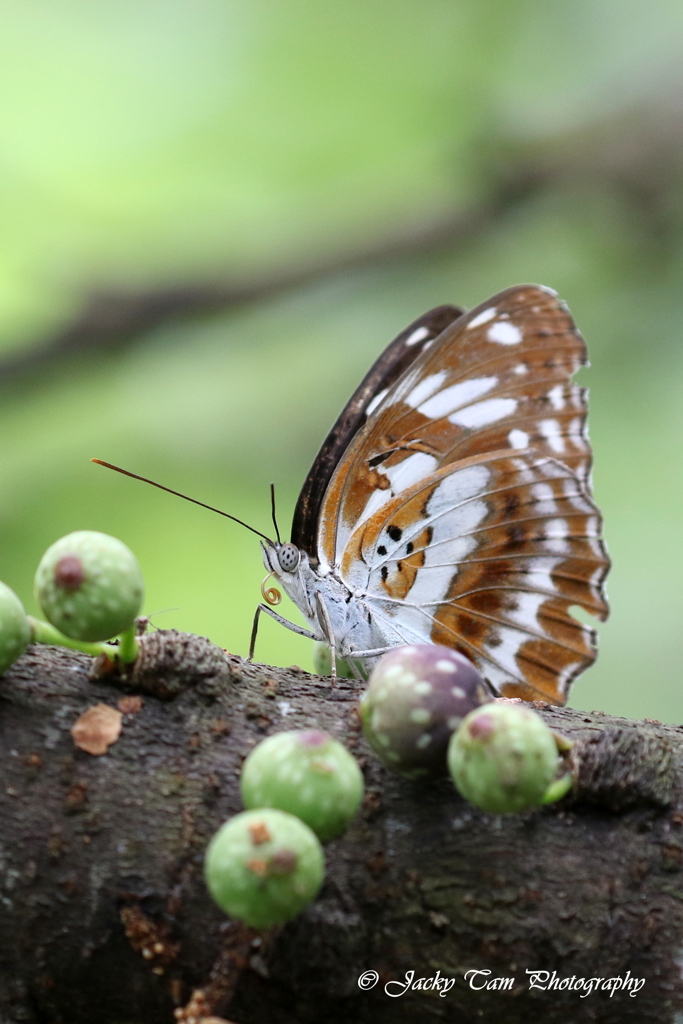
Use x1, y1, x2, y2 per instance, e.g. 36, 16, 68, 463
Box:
541, 773, 574, 805
27, 616, 116, 659
116, 623, 139, 664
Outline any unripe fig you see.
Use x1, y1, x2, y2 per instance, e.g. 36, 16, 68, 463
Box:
34, 531, 143, 642
359, 644, 489, 778
241, 730, 364, 841
0, 582, 32, 675
312, 642, 359, 679
448, 701, 565, 813
205, 809, 324, 928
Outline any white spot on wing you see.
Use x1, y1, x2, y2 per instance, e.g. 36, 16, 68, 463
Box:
547, 384, 565, 411
508, 428, 529, 449
430, 463, 491, 510
590, 564, 606, 589
561, 477, 587, 502
382, 453, 439, 493
526, 557, 561, 594
369, 464, 492, 632
556, 659, 582, 695
365, 388, 388, 416
531, 482, 558, 514
405, 371, 448, 409
513, 363, 528, 375
485, 628, 529, 679
539, 418, 565, 453
357, 452, 439, 529
488, 321, 523, 345
569, 416, 588, 449
467, 307, 496, 330
511, 458, 536, 483
543, 518, 572, 555
417, 376, 497, 419
507, 592, 548, 632
450, 397, 517, 429
405, 325, 430, 346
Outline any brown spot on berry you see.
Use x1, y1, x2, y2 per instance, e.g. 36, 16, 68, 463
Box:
246, 857, 269, 877
468, 713, 495, 740
54, 555, 84, 591
248, 821, 271, 845
299, 730, 328, 748
270, 848, 298, 875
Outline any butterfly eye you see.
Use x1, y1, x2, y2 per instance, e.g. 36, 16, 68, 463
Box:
278, 543, 301, 573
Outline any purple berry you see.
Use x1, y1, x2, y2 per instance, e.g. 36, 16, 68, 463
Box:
359, 644, 490, 778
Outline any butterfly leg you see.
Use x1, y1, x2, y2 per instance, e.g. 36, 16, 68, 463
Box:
314, 592, 338, 680
248, 603, 320, 662
345, 645, 398, 659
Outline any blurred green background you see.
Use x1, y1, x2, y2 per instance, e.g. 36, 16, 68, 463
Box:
1, 1, 681, 721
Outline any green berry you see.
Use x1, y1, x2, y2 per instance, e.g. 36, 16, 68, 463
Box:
34, 531, 144, 642
312, 642, 361, 679
448, 702, 561, 814
0, 583, 32, 675
359, 644, 490, 779
204, 809, 325, 929
241, 730, 364, 841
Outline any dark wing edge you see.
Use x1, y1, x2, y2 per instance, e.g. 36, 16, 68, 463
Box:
290, 304, 465, 558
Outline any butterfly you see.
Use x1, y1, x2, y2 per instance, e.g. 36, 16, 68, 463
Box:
254, 284, 609, 705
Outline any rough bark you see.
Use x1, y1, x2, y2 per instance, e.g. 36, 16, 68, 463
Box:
1, 633, 683, 1024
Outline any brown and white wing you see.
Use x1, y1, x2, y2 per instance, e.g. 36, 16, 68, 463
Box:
340, 450, 609, 704
291, 304, 463, 560
314, 284, 609, 703
318, 285, 598, 569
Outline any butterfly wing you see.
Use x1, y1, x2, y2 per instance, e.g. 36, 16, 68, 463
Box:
291, 304, 464, 560
314, 284, 609, 703
339, 450, 608, 702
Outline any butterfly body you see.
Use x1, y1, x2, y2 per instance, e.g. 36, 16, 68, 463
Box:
261, 544, 388, 666
257, 285, 609, 705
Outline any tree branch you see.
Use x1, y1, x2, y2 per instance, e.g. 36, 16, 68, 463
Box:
1, 635, 683, 1024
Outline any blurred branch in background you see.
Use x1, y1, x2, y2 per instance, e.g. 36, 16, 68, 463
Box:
2, 97, 681, 386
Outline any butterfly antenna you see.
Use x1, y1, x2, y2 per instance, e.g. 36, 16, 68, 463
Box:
270, 482, 282, 545
91, 459, 275, 544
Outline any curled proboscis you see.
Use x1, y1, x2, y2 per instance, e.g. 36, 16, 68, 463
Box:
261, 573, 282, 606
